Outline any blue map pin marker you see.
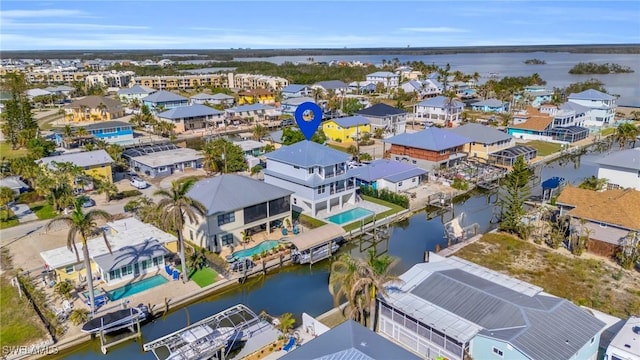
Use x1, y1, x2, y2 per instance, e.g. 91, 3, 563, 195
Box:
294, 102, 323, 141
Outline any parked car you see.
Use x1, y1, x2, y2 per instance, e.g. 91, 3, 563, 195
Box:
80, 196, 96, 208
124, 171, 138, 180
130, 177, 149, 189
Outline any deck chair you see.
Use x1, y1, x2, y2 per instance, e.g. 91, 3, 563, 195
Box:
172, 269, 180, 281
165, 265, 172, 276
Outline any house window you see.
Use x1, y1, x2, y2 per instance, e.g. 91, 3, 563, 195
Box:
412, 160, 417, 164
492, 347, 504, 357
440, 150, 447, 155
221, 234, 234, 246
121, 264, 133, 276
308, 168, 313, 174
398, 181, 403, 186
152, 256, 160, 266
158, 167, 167, 172
218, 212, 235, 226
65, 265, 74, 274
412, 178, 416, 182
109, 269, 121, 280
189, 230, 194, 241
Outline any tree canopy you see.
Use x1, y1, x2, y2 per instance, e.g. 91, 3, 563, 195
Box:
281, 127, 326, 145
499, 156, 531, 236
202, 138, 247, 174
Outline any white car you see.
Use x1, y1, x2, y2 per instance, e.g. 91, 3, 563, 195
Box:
130, 177, 149, 189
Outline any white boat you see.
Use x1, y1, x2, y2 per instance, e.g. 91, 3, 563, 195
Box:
81, 304, 149, 334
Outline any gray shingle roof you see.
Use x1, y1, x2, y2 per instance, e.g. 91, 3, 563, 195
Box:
265, 141, 350, 167
282, 84, 310, 93
93, 239, 168, 272
471, 98, 505, 108
596, 147, 640, 171
447, 123, 512, 144
141, 90, 187, 103
186, 174, 293, 216
65, 96, 123, 111
331, 115, 370, 128
279, 320, 421, 360
314, 80, 348, 90
404, 267, 605, 360
367, 71, 399, 78
384, 127, 471, 151
568, 89, 615, 101
157, 104, 223, 119
559, 101, 591, 113
356, 103, 406, 117
347, 159, 426, 182
417, 95, 464, 109
118, 85, 155, 95
210, 93, 234, 100
38, 149, 114, 168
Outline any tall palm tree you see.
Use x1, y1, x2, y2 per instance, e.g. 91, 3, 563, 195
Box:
252, 124, 268, 141
154, 179, 206, 282
614, 122, 639, 150
46, 198, 113, 315
62, 125, 76, 148
96, 102, 108, 120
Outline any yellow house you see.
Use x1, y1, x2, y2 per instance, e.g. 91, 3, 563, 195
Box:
323, 116, 371, 142
38, 149, 114, 183
238, 89, 274, 105
64, 96, 124, 123
447, 123, 515, 160
40, 218, 177, 286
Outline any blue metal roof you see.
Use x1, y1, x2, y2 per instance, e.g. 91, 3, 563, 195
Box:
118, 85, 155, 95
282, 84, 310, 93
331, 115, 370, 128
568, 89, 615, 101
141, 90, 187, 103
314, 80, 348, 90
265, 141, 350, 167
348, 159, 426, 182
384, 127, 471, 151
417, 95, 464, 109
157, 104, 223, 119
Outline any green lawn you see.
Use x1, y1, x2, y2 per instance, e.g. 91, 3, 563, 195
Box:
0, 210, 19, 229
30, 202, 57, 220
0, 276, 48, 348
188, 267, 218, 288
342, 195, 405, 232
295, 213, 327, 229
0, 142, 28, 160
525, 140, 562, 157
600, 127, 616, 136
456, 233, 640, 318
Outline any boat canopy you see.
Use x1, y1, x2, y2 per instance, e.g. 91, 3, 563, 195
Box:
289, 223, 346, 252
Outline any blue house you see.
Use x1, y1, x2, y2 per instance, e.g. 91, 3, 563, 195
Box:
141, 90, 188, 112
515, 86, 554, 108
377, 253, 605, 360
281, 97, 316, 116
53, 121, 135, 146
348, 159, 426, 193
281, 84, 311, 99
471, 98, 509, 113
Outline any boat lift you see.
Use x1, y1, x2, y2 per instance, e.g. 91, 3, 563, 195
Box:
143, 304, 264, 360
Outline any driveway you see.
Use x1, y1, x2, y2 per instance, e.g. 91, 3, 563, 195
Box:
11, 203, 39, 223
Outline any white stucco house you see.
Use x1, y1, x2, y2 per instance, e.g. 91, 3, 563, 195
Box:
596, 147, 640, 190
365, 71, 400, 88
567, 89, 617, 127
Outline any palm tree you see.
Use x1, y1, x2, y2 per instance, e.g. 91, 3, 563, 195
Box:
46, 198, 113, 315
0, 186, 15, 221
312, 87, 324, 102
252, 124, 268, 141
96, 103, 108, 120
614, 122, 639, 150
93, 176, 118, 202
154, 179, 206, 282
278, 313, 295, 334
62, 125, 76, 148
75, 127, 90, 147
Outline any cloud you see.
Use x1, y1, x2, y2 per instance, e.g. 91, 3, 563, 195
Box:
1, 21, 149, 31
399, 27, 468, 33
0, 9, 87, 18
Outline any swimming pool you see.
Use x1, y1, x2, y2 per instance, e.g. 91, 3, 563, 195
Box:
326, 207, 374, 225
232, 240, 279, 259
91, 275, 168, 301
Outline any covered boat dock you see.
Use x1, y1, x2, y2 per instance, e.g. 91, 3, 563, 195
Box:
289, 224, 346, 264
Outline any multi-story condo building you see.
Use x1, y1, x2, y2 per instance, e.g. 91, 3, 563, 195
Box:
133, 74, 229, 90
264, 141, 356, 216
85, 71, 134, 88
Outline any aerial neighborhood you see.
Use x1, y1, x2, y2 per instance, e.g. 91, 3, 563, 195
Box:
1, 52, 639, 360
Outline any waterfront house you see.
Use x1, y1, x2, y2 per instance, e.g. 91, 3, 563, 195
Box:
117, 84, 156, 103
384, 127, 471, 170
0, 176, 29, 196
237, 88, 275, 105
264, 141, 356, 216
281, 84, 312, 99
400, 79, 443, 99
377, 252, 605, 360
366, 71, 400, 88
65, 120, 134, 145
356, 103, 406, 135
414, 96, 464, 127
142, 90, 189, 112
557, 186, 640, 257
189, 93, 234, 106
568, 89, 617, 127
281, 97, 316, 117
312, 80, 349, 95
123, 144, 203, 178
234, 140, 266, 169
38, 149, 114, 183
470, 98, 509, 113
605, 316, 640, 360
44, 85, 75, 98
596, 148, 640, 190
508, 107, 554, 140
226, 104, 280, 123
447, 123, 515, 160
487, 145, 538, 167
281, 320, 421, 360
64, 96, 124, 122
322, 115, 371, 142
348, 159, 426, 192
515, 86, 554, 108
157, 104, 225, 133
40, 218, 175, 286
184, 174, 293, 252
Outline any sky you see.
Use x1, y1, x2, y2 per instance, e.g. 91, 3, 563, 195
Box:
1, 1, 639, 50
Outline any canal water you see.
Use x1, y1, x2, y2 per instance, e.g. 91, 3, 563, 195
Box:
58, 148, 609, 359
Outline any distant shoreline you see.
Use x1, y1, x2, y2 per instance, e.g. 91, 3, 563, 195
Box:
3, 44, 640, 60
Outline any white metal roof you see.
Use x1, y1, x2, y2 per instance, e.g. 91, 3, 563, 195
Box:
40, 218, 177, 269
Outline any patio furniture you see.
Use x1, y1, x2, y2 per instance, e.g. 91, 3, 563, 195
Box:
62, 300, 73, 313
281, 228, 288, 235
293, 226, 300, 235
